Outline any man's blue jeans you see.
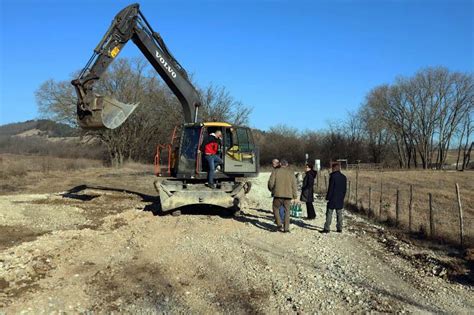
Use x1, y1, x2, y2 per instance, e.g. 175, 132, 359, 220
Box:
324, 205, 343, 231
205, 154, 223, 185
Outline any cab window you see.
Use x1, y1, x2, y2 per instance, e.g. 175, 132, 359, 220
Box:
180, 126, 200, 160
225, 128, 233, 149
235, 128, 254, 152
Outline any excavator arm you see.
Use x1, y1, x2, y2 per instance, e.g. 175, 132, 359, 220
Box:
71, 3, 201, 129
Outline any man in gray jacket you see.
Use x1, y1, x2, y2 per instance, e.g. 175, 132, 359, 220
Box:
268, 159, 298, 232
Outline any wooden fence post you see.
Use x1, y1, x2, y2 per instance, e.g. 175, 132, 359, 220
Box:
355, 168, 359, 207
347, 180, 351, 204
379, 180, 383, 219
409, 185, 413, 233
456, 183, 464, 248
396, 189, 400, 226
316, 171, 319, 193
429, 193, 434, 238
368, 186, 372, 215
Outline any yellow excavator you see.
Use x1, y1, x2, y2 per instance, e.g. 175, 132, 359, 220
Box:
71, 4, 258, 214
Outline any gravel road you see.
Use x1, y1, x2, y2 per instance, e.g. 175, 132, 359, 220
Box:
0, 171, 473, 313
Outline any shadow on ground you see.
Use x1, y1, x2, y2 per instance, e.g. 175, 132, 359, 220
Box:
235, 208, 323, 232
62, 184, 239, 218
62, 184, 158, 202
62, 185, 326, 233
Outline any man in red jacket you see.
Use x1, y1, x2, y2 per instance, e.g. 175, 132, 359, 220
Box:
201, 130, 223, 188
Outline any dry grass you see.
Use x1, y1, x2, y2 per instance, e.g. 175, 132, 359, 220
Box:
0, 154, 105, 193
0, 154, 155, 195
2, 153, 471, 248
317, 169, 473, 247
0, 154, 103, 178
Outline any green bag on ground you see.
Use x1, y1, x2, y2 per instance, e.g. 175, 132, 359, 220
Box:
290, 202, 302, 218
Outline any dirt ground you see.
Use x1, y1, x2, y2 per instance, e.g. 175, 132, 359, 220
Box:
0, 166, 473, 313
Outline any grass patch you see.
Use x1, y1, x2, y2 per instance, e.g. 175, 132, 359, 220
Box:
338, 169, 474, 247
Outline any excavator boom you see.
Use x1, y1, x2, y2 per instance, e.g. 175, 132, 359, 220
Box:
71, 3, 201, 129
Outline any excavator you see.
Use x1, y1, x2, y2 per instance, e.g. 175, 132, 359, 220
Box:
71, 3, 258, 214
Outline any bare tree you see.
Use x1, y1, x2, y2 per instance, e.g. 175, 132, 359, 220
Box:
363, 84, 416, 168
358, 87, 393, 163
36, 79, 77, 126
369, 68, 473, 169
404, 70, 441, 168
435, 71, 474, 169
388, 82, 419, 168
36, 57, 252, 166
257, 124, 304, 164
199, 83, 252, 125
456, 112, 474, 170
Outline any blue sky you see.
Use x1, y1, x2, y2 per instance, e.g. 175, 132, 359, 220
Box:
0, 0, 472, 131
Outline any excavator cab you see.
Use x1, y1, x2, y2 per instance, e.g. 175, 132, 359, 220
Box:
156, 122, 258, 179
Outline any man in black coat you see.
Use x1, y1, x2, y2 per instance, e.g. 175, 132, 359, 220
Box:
322, 163, 347, 233
300, 163, 317, 220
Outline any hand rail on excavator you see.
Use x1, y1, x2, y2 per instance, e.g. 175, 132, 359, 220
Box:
71, 3, 201, 129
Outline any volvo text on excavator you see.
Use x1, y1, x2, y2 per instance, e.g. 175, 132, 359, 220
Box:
71, 3, 259, 214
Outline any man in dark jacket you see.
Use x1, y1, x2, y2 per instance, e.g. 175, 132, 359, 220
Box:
200, 130, 223, 188
300, 163, 317, 220
322, 163, 347, 233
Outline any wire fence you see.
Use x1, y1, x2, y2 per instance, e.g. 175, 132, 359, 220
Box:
314, 169, 473, 248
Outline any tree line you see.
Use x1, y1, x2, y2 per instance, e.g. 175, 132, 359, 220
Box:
357, 67, 473, 170
258, 67, 473, 170
35, 59, 473, 169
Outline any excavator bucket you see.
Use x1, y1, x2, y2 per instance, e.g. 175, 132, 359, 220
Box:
100, 96, 139, 129
77, 95, 139, 129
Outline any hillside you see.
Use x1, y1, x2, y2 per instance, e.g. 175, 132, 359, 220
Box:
0, 119, 77, 137
0, 120, 103, 160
